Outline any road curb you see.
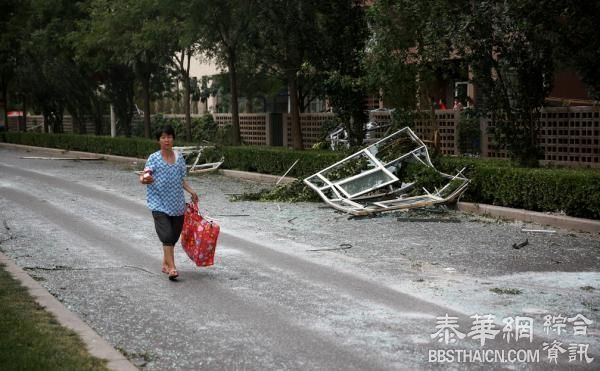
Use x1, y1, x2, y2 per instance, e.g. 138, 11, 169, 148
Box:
457, 202, 600, 233
0, 142, 143, 163
0, 252, 138, 371
2, 142, 598, 233
219, 169, 296, 184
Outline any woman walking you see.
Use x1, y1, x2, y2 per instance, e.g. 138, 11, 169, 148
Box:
140, 125, 198, 280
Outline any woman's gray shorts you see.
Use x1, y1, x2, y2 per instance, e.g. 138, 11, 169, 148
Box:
152, 211, 184, 246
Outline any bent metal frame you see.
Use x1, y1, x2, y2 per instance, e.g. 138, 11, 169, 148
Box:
173, 145, 224, 174
135, 145, 223, 176
304, 127, 470, 216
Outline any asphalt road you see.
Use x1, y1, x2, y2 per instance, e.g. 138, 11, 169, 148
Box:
0, 144, 599, 370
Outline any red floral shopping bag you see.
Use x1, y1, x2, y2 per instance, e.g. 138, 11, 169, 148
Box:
180, 201, 220, 266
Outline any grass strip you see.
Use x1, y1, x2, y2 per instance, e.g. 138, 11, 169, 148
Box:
0, 263, 108, 371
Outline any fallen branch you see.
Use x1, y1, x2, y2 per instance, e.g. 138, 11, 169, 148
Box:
307, 243, 352, 252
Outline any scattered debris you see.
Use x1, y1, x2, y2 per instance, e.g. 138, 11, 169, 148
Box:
327, 109, 394, 150
521, 228, 556, 234
276, 159, 299, 185
397, 217, 461, 223
287, 217, 298, 224
307, 243, 352, 252
23, 265, 74, 271
304, 127, 469, 215
490, 287, 522, 295
232, 180, 320, 203
22, 265, 156, 275
327, 125, 350, 151
213, 214, 250, 217
580, 286, 595, 291
512, 239, 529, 249
21, 156, 105, 161
347, 214, 377, 220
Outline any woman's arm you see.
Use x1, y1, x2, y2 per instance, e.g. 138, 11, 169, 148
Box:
183, 180, 199, 203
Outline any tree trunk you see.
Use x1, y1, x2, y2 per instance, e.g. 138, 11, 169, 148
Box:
288, 73, 303, 150
72, 105, 85, 134
20, 96, 27, 132
228, 50, 241, 146
181, 51, 191, 142
54, 106, 64, 134
184, 78, 191, 142
142, 74, 151, 139
245, 96, 253, 113
2, 81, 9, 130
91, 94, 104, 135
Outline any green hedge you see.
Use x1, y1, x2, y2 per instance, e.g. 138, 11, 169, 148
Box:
221, 146, 345, 178
2, 132, 600, 219
2, 132, 159, 158
439, 157, 600, 219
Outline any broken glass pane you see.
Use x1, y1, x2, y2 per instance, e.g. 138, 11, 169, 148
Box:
336, 169, 395, 197
321, 152, 378, 182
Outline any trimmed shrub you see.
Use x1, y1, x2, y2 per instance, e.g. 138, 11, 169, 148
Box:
3, 132, 159, 159
221, 146, 345, 178
439, 157, 600, 219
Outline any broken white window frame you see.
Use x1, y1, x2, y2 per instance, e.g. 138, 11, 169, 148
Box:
304, 127, 470, 215
173, 145, 224, 174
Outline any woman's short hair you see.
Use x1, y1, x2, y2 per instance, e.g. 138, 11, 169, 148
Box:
155, 125, 176, 141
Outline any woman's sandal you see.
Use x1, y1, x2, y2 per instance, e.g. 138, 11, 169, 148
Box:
168, 269, 179, 280
162, 266, 169, 274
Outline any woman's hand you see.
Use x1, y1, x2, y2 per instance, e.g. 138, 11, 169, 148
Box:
139, 174, 153, 184
183, 180, 198, 203
140, 168, 153, 184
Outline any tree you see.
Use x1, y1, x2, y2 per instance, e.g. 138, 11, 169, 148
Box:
253, 0, 368, 149
73, 0, 176, 138
318, 1, 370, 145
22, 0, 102, 134
553, 1, 600, 100
364, 0, 420, 109
253, 0, 315, 150
0, 0, 32, 130
188, 0, 258, 145
457, 1, 555, 166
367, 0, 556, 165
171, 47, 197, 141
